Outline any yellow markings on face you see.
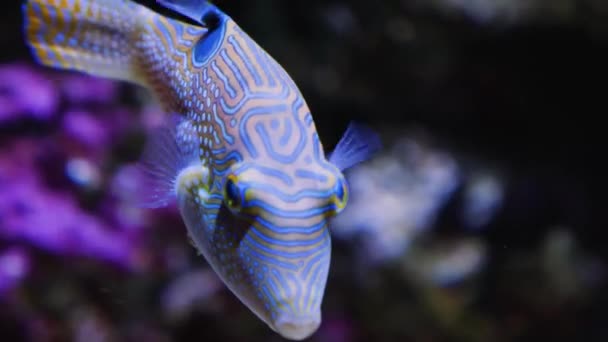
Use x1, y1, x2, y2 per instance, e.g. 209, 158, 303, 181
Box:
327, 175, 349, 217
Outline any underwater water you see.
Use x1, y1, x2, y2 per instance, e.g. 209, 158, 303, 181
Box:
1, 0, 607, 341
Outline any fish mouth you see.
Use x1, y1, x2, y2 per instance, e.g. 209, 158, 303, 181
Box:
271, 312, 321, 341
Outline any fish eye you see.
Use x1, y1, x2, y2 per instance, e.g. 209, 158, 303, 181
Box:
329, 176, 349, 216
224, 175, 241, 210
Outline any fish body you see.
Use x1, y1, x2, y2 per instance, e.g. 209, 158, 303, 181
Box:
23, 0, 381, 339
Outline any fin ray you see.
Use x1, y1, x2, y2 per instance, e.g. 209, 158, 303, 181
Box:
329, 122, 382, 171
135, 114, 202, 208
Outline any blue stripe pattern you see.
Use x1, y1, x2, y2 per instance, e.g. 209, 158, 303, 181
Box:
23, 0, 347, 337
155, 7, 339, 329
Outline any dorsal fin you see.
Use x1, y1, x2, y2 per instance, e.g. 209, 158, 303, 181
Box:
156, 0, 223, 26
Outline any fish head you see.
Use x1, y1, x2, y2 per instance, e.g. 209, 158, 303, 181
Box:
204, 160, 348, 340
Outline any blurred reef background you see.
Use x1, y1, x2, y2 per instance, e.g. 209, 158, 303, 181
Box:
1, 0, 607, 341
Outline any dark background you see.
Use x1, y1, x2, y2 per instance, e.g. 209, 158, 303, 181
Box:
1, 0, 607, 341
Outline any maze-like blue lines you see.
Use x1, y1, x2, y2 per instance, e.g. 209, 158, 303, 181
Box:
203, 200, 222, 210
227, 35, 262, 87
291, 90, 305, 114
266, 270, 283, 299
279, 118, 292, 147
193, 72, 202, 95
211, 147, 227, 155
257, 44, 286, 84
271, 268, 295, 314
311, 133, 333, 171
152, 17, 177, 50
266, 273, 287, 312
220, 48, 249, 92
306, 262, 326, 312
212, 130, 221, 145
206, 192, 224, 202
210, 60, 237, 98
234, 27, 276, 87
166, 19, 198, 49
301, 247, 329, 281
214, 150, 242, 166
244, 38, 277, 88
167, 18, 185, 39
285, 272, 303, 312
302, 256, 327, 311
187, 25, 207, 36
255, 122, 306, 164
211, 104, 235, 144
212, 165, 234, 178
219, 82, 289, 115
229, 159, 260, 175
159, 17, 187, 50
245, 183, 333, 203
237, 165, 293, 186
261, 285, 278, 316
203, 68, 209, 83
253, 217, 326, 236
294, 169, 328, 182
246, 200, 334, 220
245, 243, 300, 271
303, 113, 313, 126
244, 233, 324, 259
249, 225, 326, 248
239, 105, 288, 159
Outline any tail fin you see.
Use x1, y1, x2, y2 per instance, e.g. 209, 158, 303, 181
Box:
23, 0, 148, 85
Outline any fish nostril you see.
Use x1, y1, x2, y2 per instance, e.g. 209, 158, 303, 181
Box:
272, 313, 321, 341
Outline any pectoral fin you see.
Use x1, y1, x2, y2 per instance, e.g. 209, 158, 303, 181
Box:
328, 122, 383, 171
134, 114, 203, 208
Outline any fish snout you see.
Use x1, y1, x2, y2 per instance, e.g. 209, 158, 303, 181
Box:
272, 311, 321, 340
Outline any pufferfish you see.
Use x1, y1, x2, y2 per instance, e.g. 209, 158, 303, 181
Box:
22, 0, 381, 339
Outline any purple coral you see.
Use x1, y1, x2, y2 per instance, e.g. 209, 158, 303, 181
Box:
0, 247, 30, 294
0, 63, 59, 122
0, 139, 144, 271
0, 63, 160, 281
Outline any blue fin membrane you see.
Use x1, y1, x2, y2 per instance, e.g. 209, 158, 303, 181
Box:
156, 0, 217, 24
328, 122, 383, 171
135, 114, 200, 208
